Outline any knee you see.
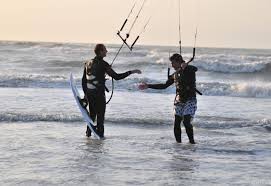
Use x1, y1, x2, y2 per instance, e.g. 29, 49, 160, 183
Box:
174, 115, 182, 129
174, 125, 180, 131
183, 115, 193, 128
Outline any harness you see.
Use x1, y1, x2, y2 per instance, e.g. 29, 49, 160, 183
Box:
173, 68, 202, 104
85, 59, 109, 92
85, 60, 96, 90
174, 71, 190, 104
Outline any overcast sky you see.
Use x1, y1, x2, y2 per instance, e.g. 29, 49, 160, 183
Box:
0, 0, 271, 49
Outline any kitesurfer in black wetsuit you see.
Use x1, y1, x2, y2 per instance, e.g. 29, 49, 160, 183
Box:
82, 44, 141, 138
139, 53, 198, 144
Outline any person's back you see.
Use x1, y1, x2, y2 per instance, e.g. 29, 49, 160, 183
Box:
84, 56, 109, 94
174, 65, 198, 103
88, 57, 107, 84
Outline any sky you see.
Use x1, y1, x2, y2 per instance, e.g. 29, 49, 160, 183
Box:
0, 0, 271, 49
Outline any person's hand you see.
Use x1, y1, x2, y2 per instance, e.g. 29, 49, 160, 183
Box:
131, 69, 142, 74
181, 62, 188, 70
138, 82, 148, 90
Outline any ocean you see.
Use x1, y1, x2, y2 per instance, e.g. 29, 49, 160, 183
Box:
0, 41, 270, 185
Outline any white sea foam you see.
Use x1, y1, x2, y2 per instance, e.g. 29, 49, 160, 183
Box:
1, 73, 271, 98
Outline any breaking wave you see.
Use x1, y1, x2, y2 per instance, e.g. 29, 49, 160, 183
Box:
0, 74, 68, 88
194, 59, 271, 73
1, 74, 271, 98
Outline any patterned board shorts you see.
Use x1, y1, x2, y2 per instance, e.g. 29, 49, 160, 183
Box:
173, 98, 197, 118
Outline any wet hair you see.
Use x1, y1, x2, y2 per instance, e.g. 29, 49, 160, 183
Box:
94, 44, 105, 55
169, 53, 184, 63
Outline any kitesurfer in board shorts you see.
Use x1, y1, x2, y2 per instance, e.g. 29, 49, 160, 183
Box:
82, 44, 141, 138
139, 53, 198, 144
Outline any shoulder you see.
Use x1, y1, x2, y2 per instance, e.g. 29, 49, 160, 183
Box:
102, 60, 111, 69
102, 60, 110, 66
186, 65, 198, 72
92, 57, 109, 67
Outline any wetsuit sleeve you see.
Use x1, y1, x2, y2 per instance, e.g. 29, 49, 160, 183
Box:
148, 76, 174, 89
82, 67, 87, 94
105, 62, 132, 80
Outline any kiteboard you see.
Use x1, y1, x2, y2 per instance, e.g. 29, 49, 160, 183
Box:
70, 73, 101, 139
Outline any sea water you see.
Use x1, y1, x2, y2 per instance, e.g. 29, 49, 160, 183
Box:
0, 41, 271, 185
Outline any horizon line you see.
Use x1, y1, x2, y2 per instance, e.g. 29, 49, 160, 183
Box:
0, 39, 270, 51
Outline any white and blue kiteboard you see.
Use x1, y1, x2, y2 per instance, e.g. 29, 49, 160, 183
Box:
70, 73, 101, 139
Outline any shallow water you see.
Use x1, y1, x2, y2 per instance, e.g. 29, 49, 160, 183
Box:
0, 121, 270, 186
1, 88, 271, 185
1, 41, 271, 185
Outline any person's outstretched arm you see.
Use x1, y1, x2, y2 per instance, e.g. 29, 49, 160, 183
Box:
139, 76, 174, 90
106, 66, 141, 80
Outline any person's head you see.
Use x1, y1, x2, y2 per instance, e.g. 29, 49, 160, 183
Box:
169, 53, 185, 70
94, 44, 107, 58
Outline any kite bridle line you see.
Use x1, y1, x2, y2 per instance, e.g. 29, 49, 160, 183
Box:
167, 0, 198, 79
107, 0, 150, 104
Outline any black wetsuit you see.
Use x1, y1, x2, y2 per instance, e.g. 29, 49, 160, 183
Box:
82, 56, 132, 137
148, 65, 198, 143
